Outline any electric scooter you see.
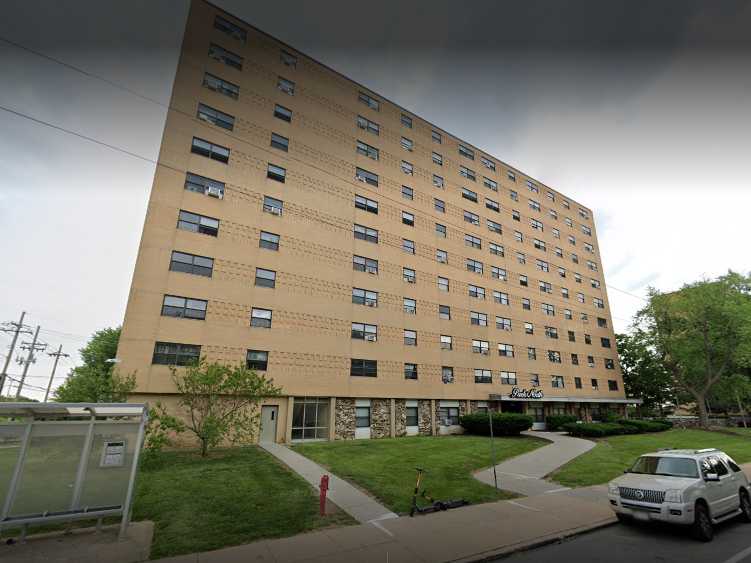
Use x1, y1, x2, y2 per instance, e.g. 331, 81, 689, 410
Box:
409, 467, 469, 517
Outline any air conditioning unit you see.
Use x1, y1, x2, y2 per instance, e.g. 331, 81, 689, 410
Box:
355, 175, 366, 182
406, 278, 415, 284
266, 207, 282, 216
364, 334, 377, 342
366, 268, 377, 275
198, 114, 212, 123
205, 186, 224, 199
365, 301, 377, 307
481, 350, 489, 355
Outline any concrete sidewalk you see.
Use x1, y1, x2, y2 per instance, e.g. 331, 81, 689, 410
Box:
474, 431, 595, 496
260, 442, 398, 524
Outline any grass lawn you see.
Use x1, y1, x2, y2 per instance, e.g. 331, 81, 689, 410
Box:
551, 429, 751, 488
293, 435, 544, 514
132, 447, 354, 559
720, 427, 751, 437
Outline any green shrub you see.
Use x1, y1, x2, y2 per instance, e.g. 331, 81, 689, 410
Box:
546, 414, 578, 430
562, 422, 628, 437
618, 419, 671, 433
650, 418, 674, 429
460, 412, 533, 436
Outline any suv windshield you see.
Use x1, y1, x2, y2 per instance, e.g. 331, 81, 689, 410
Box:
629, 456, 699, 478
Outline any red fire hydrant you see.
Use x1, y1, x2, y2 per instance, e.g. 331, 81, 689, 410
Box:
319, 474, 330, 516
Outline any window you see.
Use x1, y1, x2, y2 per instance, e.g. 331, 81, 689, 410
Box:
551, 375, 565, 388
591, 378, 599, 390
442, 366, 454, 383
267, 163, 286, 182
433, 174, 445, 188
270, 133, 289, 151
438, 276, 449, 291
280, 49, 297, 67
530, 373, 540, 387
246, 350, 268, 371
251, 307, 272, 328
203, 72, 239, 99
432, 130, 442, 143
545, 326, 559, 339
276, 76, 295, 95
568, 330, 576, 342
497, 317, 512, 331
487, 220, 502, 234
208, 43, 243, 69
436, 249, 447, 263
459, 144, 474, 160
542, 303, 555, 316
582, 225, 592, 236
259, 231, 280, 250
434, 198, 445, 213
549, 209, 558, 220
403, 297, 416, 314
564, 309, 572, 320
161, 295, 207, 320
507, 170, 517, 182
357, 115, 379, 135
498, 343, 514, 357
534, 239, 547, 252
401, 137, 414, 151
354, 224, 378, 243
241, 200, 273, 236
511, 210, 521, 222
500, 371, 517, 385
351, 359, 377, 377
274, 104, 292, 122
574, 377, 582, 389
536, 259, 549, 273
585, 333, 592, 344
438, 304, 451, 320
510, 189, 519, 202
494, 291, 509, 305
554, 247, 563, 258
571, 353, 579, 365
462, 187, 478, 202
468, 284, 485, 299
402, 238, 415, 254
191, 137, 229, 163
470, 311, 488, 326
591, 278, 601, 289
524, 322, 534, 335
519, 275, 528, 287
608, 380, 619, 391
594, 297, 604, 309
605, 358, 615, 370
177, 210, 219, 236
562, 199, 570, 209
514, 231, 523, 243
466, 258, 483, 274
353, 288, 378, 307
432, 152, 443, 165
402, 211, 415, 226
460, 166, 476, 181
558, 267, 567, 279
539, 281, 552, 294
472, 339, 490, 355
351, 322, 377, 341
404, 363, 418, 380
577, 292, 585, 304
491, 266, 507, 281
355, 194, 378, 214
356, 140, 379, 160
402, 185, 413, 200
355, 167, 379, 186
489, 242, 504, 256
481, 156, 496, 171
403, 268, 416, 283
404, 329, 417, 346
561, 288, 569, 299
169, 251, 213, 277
484, 177, 498, 191
353, 255, 378, 274
358, 91, 379, 110
597, 317, 608, 328
255, 268, 276, 288
522, 298, 530, 310
401, 161, 414, 175
587, 355, 595, 367
436, 223, 447, 237
438, 406, 460, 425
587, 260, 598, 272
474, 369, 492, 384
197, 103, 235, 130
568, 235, 576, 246
214, 15, 246, 42
465, 234, 482, 249
601, 337, 611, 348
552, 228, 560, 239
529, 199, 541, 212
184, 172, 225, 198
571, 253, 579, 264
153, 342, 200, 365
440, 335, 452, 349
401, 114, 413, 128
526, 179, 539, 193
528, 347, 537, 360
565, 217, 573, 227
530, 218, 544, 232
464, 211, 480, 226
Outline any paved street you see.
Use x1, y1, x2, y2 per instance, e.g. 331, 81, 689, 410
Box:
501, 517, 751, 563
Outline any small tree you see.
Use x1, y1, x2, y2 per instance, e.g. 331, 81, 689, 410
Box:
171, 360, 281, 456
616, 331, 673, 416
142, 401, 186, 464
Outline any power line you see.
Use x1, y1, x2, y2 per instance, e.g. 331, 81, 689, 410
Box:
0, 311, 33, 395
606, 284, 649, 302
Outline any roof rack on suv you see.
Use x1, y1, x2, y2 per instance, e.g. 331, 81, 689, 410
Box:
694, 448, 719, 453
657, 447, 675, 451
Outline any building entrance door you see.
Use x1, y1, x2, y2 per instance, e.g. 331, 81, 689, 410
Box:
260, 406, 278, 443
503, 401, 525, 413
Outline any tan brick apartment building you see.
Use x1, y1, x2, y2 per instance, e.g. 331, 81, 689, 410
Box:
117, 0, 636, 443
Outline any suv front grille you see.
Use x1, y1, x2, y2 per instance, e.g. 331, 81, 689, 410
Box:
618, 487, 665, 504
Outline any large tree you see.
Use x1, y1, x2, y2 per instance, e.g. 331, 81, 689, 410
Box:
54, 327, 135, 403
637, 272, 751, 427
616, 331, 673, 416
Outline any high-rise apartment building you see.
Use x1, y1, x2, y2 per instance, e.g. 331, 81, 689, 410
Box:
117, 0, 636, 443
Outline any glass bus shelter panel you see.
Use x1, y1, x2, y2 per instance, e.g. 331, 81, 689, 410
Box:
0, 424, 26, 513
10, 422, 88, 517
78, 422, 140, 510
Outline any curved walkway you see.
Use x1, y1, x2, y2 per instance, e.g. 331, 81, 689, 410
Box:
474, 431, 595, 496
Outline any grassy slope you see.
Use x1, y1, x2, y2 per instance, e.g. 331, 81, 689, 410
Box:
294, 435, 544, 514
551, 429, 751, 488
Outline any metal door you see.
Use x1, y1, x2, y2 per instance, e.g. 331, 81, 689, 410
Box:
260, 406, 278, 443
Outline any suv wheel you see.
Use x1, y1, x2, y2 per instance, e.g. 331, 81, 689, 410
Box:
740, 490, 751, 523
692, 502, 714, 542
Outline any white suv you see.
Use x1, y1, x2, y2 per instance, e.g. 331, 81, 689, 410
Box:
607, 448, 751, 541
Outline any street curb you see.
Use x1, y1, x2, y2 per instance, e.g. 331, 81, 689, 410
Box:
450, 516, 618, 562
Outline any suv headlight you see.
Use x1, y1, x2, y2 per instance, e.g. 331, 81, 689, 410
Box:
664, 489, 683, 503
608, 483, 619, 495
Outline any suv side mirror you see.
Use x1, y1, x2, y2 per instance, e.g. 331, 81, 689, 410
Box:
704, 473, 720, 482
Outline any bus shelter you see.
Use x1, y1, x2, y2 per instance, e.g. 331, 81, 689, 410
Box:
0, 403, 148, 540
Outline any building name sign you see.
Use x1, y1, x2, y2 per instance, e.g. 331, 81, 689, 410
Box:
509, 387, 544, 400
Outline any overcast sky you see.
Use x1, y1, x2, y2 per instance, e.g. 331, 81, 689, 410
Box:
1, 0, 749, 400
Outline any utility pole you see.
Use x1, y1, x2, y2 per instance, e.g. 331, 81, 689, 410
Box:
0, 311, 33, 396
15, 325, 46, 399
44, 345, 70, 402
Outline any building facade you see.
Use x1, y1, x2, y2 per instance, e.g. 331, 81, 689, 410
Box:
117, 0, 635, 444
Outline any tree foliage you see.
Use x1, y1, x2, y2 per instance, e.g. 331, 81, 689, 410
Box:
53, 327, 135, 403
636, 272, 751, 427
171, 360, 281, 456
616, 331, 674, 416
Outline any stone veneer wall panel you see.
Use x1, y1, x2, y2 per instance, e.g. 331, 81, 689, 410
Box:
371, 398, 391, 439
395, 399, 407, 437
418, 400, 432, 435
335, 398, 355, 440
